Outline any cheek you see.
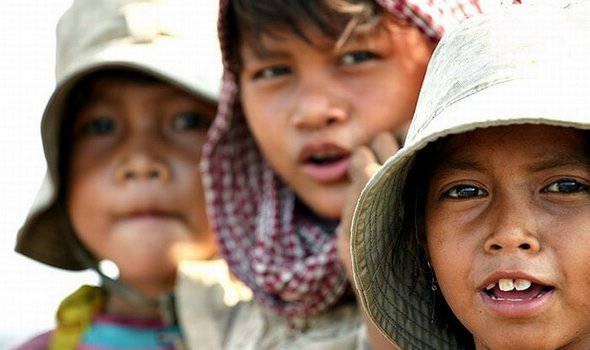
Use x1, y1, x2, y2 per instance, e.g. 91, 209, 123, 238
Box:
242, 89, 288, 137
67, 176, 107, 257
426, 207, 472, 297
182, 164, 207, 213
427, 233, 475, 325
67, 154, 110, 234
242, 107, 290, 169
241, 84, 270, 123
68, 174, 100, 210
355, 71, 425, 138
171, 133, 208, 157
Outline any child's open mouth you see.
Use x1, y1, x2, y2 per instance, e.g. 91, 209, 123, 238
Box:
484, 278, 553, 301
300, 146, 351, 183
307, 151, 347, 165
481, 278, 555, 318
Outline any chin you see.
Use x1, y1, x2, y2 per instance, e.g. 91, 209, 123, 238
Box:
311, 205, 342, 221
475, 334, 560, 350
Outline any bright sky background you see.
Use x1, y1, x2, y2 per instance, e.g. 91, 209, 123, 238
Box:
0, 1, 97, 347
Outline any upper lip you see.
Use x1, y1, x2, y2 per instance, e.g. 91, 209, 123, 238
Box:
123, 209, 176, 218
478, 271, 552, 291
298, 141, 351, 164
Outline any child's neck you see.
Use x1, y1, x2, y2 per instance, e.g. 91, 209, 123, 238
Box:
104, 293, 163, 320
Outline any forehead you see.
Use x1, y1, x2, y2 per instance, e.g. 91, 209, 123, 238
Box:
66, 71, 163, 111
244, 20, 418, 66
64, 72, 216, 125
80, 69, 163, 89
71, 73, 207, 110
81, 74, 165, 95
240, 14, 391, 59
437, 124, 588, 168
234, 0, 383, 54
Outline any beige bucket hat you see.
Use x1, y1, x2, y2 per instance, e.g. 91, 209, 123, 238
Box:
15, 0, 222, 270
351, 2, 590, 349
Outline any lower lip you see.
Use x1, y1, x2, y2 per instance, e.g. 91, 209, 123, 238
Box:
479, 289, 555, 318
301, 157, 350, 183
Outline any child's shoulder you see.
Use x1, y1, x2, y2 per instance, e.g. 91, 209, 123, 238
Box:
177, 260, 369, 350
224, 299, 369, 350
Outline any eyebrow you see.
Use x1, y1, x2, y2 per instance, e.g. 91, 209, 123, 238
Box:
241, 37, 292, 61
434, 153, 589, 178
82, 93, 117, 108
527, 153, 590, 172
433, 159, 487, 176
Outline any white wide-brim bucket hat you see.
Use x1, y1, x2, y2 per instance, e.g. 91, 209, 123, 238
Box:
16, 0, 222, 270
351, 1, 590, 349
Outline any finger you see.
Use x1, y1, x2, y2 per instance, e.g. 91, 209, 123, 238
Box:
348, 146, 382, 184
393, 120, 411, 146
369, 131, 401, 164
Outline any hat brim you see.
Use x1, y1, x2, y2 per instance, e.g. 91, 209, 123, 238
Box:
351, 78, 590, 349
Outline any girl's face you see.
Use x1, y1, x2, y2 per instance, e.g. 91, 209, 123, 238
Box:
239, 15, 434, 219
425, 125, 590, 350
67, 76, 217, 298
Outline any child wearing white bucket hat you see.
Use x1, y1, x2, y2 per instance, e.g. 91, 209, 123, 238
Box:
14, 0, 227, 348
350, 1, 590, 349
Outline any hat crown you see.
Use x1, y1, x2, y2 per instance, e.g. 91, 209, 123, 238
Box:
406, 1, 590, 145
55, 0, 222, 90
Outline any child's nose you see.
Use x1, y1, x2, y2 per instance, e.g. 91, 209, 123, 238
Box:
114, 140, 171, 183
290, 81, 349, 130
115, 153, 170, 182
483, 195, 541, 254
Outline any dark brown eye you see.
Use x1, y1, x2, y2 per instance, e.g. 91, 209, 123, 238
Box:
543, 179, 588, 194
253, 65, 291, 80
444, 185, 487, 199
172, 112, 211, 131
77, 117, 116, 136
341, 50, 377, 65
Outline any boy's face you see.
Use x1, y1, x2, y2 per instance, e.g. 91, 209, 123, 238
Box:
239, 15, 434, 220
425, 125, 590, 350
67, 76, 217, 297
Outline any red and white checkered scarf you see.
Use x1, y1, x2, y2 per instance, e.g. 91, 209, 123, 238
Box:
202, 0, 482, 318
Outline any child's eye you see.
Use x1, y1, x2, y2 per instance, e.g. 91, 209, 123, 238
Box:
171, 112, 211, 131
252, 65, 291, 80
542, 178, 588, 194
76, 117, 116, 136
443, 185, 488, 199
340, 51, 377, 65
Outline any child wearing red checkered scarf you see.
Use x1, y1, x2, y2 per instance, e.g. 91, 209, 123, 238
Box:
198, 0, 482, 348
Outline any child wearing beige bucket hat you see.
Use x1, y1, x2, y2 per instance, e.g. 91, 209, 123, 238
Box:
14, 0, 227, 349
350, 1, 590, 350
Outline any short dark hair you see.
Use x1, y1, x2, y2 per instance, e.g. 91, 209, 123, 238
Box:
227, 0, 383, 71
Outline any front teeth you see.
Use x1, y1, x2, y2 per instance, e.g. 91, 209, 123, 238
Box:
499, 278, 514, 291
514, 279, 532, 291
496, 278, 532, 292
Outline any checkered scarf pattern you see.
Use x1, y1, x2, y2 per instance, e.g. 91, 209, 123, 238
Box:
202, 0, 482, 318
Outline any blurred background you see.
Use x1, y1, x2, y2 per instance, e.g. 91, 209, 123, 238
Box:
0, 1, 97, 348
